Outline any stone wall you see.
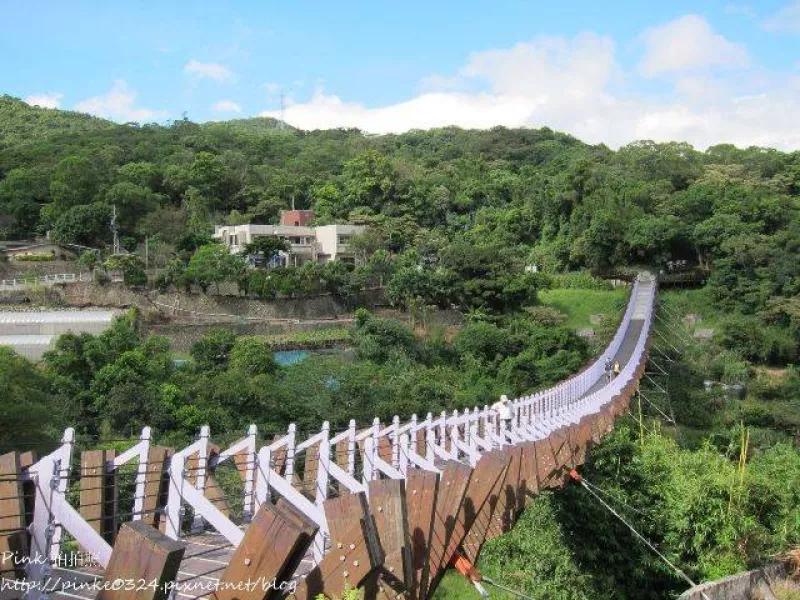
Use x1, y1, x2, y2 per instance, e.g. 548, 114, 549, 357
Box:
0, 260, 82, 278
57, 282, 361, 320
145, 320, 352, 352
678, 564, 786, 600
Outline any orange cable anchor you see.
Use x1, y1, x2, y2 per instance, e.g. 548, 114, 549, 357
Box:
451, 553, 488, 598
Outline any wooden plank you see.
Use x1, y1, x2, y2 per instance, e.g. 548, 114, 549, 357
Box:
424, 461, 472, 598
484, 447, 521, 540
361, 479, 413, 599
461, 454, 508, 563
589, 413, 605, 444
335, 437, 350, 471
140, 446, 172, 530
415, 428, 427, 458
428, 454, 509, 597
292, 492, 384, 600
301, 442, 319, 499
275, 499, 320, 583
533, 439, 557, 489
519, 442, 539, 504
0, 452, 26, 580
549, 428, 573, 474
377, 435, 393, 465
80, 449, 117, 543
405, 469, 439, 600
18, 451, 37, 528
212, 502, 317, 600
98, 521, 185, 600
573, 419, 593, 466
290, 518, 380, 600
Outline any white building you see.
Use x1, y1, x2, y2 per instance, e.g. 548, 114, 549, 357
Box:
213, 223, 366, 266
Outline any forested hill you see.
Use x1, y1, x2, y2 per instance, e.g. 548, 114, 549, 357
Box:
0, 95, 115, 146
1, 94, 799, 332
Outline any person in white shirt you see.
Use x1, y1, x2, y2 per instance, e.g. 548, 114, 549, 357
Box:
492, 394, 513, 428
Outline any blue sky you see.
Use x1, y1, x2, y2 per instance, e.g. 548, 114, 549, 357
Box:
3, 1, 800, 148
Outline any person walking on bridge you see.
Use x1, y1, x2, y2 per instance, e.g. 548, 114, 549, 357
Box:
605, 358, 613, 383
613, 360, 621, 378
492, 394, 513, 432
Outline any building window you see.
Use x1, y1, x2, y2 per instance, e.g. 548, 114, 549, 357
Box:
338, 235, 350, 245
229, 234, 238, 246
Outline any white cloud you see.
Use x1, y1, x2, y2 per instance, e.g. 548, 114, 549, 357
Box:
184, 60, 235, 83
212, 99, 242, 113
75, 80, 163, 122
258, 18, 800, 150
24, 93, 63, 109
761, 1, 800, 32
638, 15, 750, 76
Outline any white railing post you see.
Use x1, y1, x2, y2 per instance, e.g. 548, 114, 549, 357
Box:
362, 436, 375, 484
425, 413, 435, 463
255, 446, 271, 511
313, 422, 331, 562
49, 427, 74, 561
346, 419, 357, 476
398, 432, 410, 476
391, 415, 401, 469
26, 454, 57, 600
243, 424, 257, 522
449, 410, 460, 460
133, 426, 151, 521
165, 452, 184, 539
284, 423, 297, 484
192, 425, 210, 531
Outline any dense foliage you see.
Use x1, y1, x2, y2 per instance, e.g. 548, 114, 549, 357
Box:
0, 307, 587, 447
2, 95, 799, 326
476, 425, 800, 599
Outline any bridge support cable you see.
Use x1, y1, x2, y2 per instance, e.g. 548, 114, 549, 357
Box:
568, 470, 711, 600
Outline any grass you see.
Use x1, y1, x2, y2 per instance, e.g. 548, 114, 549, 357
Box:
432, 570, 512, 599
659, 287, 724, 332
538, 288, 627, 331
259, 327, 352, 349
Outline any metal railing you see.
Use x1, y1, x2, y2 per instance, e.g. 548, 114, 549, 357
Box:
0, 272, 92, 288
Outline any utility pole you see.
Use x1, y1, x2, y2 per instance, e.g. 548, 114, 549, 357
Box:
111, 204, 119, 255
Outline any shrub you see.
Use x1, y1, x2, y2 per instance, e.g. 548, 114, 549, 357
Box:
14, 252, 54, 261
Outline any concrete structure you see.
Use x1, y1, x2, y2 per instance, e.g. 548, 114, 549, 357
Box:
214, 221, 366, 266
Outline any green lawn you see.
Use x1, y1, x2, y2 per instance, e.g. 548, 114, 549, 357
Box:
659, 287, 723, 332
432, 570, 513, 599
538, 287, 628, 331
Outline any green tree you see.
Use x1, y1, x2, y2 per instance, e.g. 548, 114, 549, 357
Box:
185, 243, 248, 293
49, 156, 102, 216
51, 203, 112, 246
105, 254, 147, 287
228, 337, 279, 377
0, 347, 60, 452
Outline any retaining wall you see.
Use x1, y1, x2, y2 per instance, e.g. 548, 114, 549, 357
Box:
678, 564, 786, 600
